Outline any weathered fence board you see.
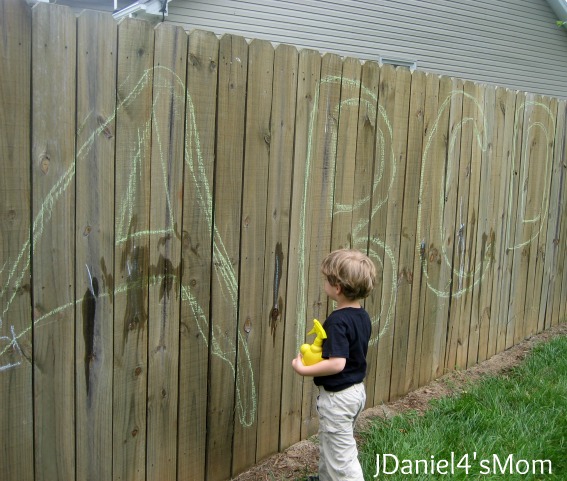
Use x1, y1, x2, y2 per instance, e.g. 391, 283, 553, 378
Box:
1, 2, 567, 479
381, 67, 411, 401
146, 23, 187, 481
549, 101, 567, 328
178, 28, 218, 481
367, 64, 397, 405
206, 32, 249, 481
475, 85, 497, 364
300, 52, 343, 439
464, 82, 486, 369
280, 47, 321, 450
412, 73, 444, 387
353, 60, 381, 408
331, 57, 362, 251
75, 10, 117, 481
542, 97, 563, 330
559, 101, 567, 325
257, 43, 298, 459
506, 93, 533, 348
394, 69, 427, 397
493, 88, 519, 356
441, 78, 465, 371
0, 2, 32, 480
232, 38, 275, 476
417, 74, 451, 387
31, 5, 76, 481
112, 17, 154, 481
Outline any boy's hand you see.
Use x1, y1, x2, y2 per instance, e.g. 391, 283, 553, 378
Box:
291, 353, 306, 375
292, 353, 346, 377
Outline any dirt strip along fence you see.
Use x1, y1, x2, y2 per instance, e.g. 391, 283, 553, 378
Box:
1, 1, 566, 480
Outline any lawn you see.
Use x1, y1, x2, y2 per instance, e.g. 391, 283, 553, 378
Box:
359, 335, 567, 480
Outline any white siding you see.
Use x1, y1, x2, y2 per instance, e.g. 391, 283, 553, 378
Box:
167, 0, 567, 98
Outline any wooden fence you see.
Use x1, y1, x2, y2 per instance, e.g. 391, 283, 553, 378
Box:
1, 0, 566, 480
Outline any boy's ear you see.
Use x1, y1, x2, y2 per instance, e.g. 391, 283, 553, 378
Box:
334, 283, 342, 296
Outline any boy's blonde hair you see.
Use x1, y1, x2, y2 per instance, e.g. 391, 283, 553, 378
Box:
321, 249, 376, 300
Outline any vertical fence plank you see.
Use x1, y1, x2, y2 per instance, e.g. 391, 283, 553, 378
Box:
459, 82, 485, 369
532, 98, 561, 334
350, 60, 380, 260
352, 61, 381, 407
146, 23, 187, 481
523, 96, 556, 338
331, 57, 362, 251
0, 1, 33, 480
442, 79, 465, 372
300, 53, 343, 439
112, 17, 154, 481
432, 77, 464, 375
381, 67, 411, 401
541, 98, 562, 331
475, 85, 497, 364
493, 89, 519, 355
463, 83, 486, 368
393, 70, 427, 396
558, 101, 567, 325
232, 38, 275, 476
75, 11, 117, 481
445, 81, 478, 370
407, 72, 441, 385
550, 101, 567, 327
505, 91, 532, 348
280, 48, 321, 450
31, 4, 76, 481
416, 75, 452, 386
367, 64, 397, 405
178, 29, 218, 481
206, 33, 248, 481
257, 43, 298, 461
437, 78, 466, 372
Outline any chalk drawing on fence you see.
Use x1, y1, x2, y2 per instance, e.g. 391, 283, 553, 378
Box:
506, 100, 555, 251
0, 67, 556, 434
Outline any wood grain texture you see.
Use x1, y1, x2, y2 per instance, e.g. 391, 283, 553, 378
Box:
112, 17, 154, 481
178, 29, 219, 481
232, 38, 275, 476
280, 48, 321, 451
75, 10, 117, 481
256, 43, 297, 461
31, 4, 76, 481
0, 1, 33, 479
300, 53, 343, 439
206, 33, 248, 481
146, 23, 187, 481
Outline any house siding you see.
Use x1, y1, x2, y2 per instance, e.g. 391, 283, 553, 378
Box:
167, 0, 567, 98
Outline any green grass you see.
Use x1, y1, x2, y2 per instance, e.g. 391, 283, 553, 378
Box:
359, 335, 567, 480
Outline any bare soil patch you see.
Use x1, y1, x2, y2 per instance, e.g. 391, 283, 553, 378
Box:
231, 323, 567, 481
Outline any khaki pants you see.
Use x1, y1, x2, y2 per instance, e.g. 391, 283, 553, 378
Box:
317, 383, 366, 481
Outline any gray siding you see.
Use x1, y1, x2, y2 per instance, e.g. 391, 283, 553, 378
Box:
167, 0, 567, 98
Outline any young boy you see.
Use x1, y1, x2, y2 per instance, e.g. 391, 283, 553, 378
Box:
292, 248, 376, 481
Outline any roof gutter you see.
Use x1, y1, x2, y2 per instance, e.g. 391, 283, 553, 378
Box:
546, 0, 567, 22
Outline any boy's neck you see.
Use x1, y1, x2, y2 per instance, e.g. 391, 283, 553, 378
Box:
335, 295, 361, 310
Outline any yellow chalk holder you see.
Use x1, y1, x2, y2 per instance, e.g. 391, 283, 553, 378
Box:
300, 319, 327, 365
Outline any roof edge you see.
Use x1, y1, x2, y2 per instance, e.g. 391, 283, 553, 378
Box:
546, 0, 567, 22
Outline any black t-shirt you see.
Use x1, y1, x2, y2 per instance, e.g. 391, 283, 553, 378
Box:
314, 307, 372, 392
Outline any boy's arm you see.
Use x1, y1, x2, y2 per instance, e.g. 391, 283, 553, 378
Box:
291, 354, 346, 377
